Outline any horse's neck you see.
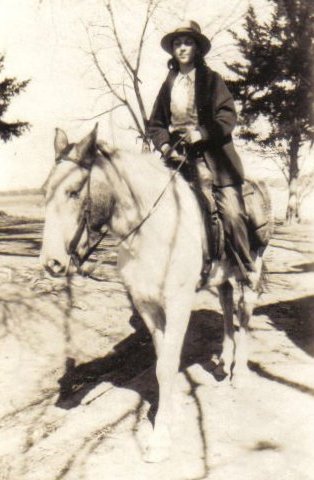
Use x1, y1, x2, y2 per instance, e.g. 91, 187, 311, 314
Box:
93, 152, 168, 237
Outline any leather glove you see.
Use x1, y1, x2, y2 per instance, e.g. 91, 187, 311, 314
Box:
168, 151, 186, 163
161, 144, 186, 164
184, 129, 202, 144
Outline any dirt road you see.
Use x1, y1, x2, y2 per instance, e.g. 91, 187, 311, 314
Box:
0, 216, 314, 480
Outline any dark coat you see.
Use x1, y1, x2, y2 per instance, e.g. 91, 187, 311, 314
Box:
148, 65, 244, 187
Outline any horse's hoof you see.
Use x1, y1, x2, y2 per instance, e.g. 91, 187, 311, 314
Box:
144, 445, 170, 463
144, 426, 171, 463
213, 360, 230, 380
214, 362, 227, 375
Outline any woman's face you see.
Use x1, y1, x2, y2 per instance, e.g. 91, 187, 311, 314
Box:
172, 35, 197, 66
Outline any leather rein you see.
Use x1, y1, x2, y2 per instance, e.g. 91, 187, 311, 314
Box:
55, 152, 106, 276
59, 136, 187, 276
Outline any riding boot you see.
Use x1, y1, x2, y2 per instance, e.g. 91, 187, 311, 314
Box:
214, 184, 257, 281
190, 158, 222, 288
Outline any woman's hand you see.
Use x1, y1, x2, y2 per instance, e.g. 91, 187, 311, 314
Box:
184, 128, 202, 144
160, 143, 171, 156
160, 144, 185, 163
169, 151, 186, 163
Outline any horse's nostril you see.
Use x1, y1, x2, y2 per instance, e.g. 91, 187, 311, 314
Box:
46, 258, 66, 275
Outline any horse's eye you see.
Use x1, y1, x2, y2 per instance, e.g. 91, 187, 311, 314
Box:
68, 190, 80, 199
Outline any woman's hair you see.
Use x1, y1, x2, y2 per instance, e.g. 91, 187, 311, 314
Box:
167, 48, 207, 71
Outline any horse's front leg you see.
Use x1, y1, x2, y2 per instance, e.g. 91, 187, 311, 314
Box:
215, 281, 235, 379
135, 302, 164, 357
233, 284, 256, 385
145, 296, 192, 463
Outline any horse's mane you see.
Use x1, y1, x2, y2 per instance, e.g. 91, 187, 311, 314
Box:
102, 148, 190, 211
111, 148, 171, 179
44, 143, 194, 218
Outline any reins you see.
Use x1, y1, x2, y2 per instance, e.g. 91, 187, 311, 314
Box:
116, 135, 188, 246
62, 135, 187, 274
67, 175, 92, 258
56, 155, 106, 276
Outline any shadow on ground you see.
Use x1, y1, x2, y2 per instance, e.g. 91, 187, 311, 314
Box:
255, 295, 314, 357
56, 293, 314, 411
56, 308, 223, 412
291, 261, 314, 273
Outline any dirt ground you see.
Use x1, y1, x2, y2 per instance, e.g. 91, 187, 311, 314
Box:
0, 208, 314, 480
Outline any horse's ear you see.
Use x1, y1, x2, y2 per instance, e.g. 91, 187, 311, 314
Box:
75, 123, 98, 168
54, 128, 69, 160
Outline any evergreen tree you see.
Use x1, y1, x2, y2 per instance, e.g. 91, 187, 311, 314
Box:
226, 0, 314, 220
0, 54, 30, 142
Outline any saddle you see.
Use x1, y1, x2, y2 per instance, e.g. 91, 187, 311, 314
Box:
207, 179, 272, 262
164, 155, 272, 264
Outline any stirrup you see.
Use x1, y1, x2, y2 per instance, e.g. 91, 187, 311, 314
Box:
240, 269, 260, 291
196, 259, 212, 290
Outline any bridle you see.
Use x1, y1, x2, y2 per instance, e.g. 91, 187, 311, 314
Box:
67, 172, 93, 267
55, 151, 107, 276
58, 135, 187, 275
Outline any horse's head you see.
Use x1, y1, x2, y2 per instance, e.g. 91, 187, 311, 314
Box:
41, 124, 113, 277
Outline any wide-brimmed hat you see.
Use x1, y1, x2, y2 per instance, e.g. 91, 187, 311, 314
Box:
161, 20, 211, 56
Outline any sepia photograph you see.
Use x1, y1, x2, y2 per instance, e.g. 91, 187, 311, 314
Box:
0, 0, 313, 478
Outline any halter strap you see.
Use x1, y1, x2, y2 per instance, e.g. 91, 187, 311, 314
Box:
57, 155, 106, 275
61, 135, 187, 273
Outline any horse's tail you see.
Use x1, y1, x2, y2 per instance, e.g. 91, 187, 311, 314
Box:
255, 179, 273, 227
243, 178, 274, 250
243, 178, 274, 294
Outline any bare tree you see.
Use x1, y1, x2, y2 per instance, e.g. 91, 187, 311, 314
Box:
83, 0, 166, 151
38, 0, 249, 152
82, 0, 251, 151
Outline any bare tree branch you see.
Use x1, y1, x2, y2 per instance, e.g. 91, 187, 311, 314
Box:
207, 0, 247, 40
105, 0, 135, 78
76, 104, 125, 121
132, 0, 163, 127
88, 0, 165, 142
90, 49, 124, 102
269, 156, 289, 183
90, 45, 145, 137
135, 0, 161, 74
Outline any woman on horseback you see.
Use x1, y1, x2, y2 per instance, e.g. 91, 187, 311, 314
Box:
148, 20, 256, 286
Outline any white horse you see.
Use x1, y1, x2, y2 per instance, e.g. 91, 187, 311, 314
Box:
41, 125, 270, 462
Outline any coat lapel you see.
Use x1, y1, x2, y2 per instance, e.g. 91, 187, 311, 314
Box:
163, 70, 178, 125
195, 66, 214, 124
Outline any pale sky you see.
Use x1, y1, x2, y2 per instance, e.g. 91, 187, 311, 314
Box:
0, 0, 272, 190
